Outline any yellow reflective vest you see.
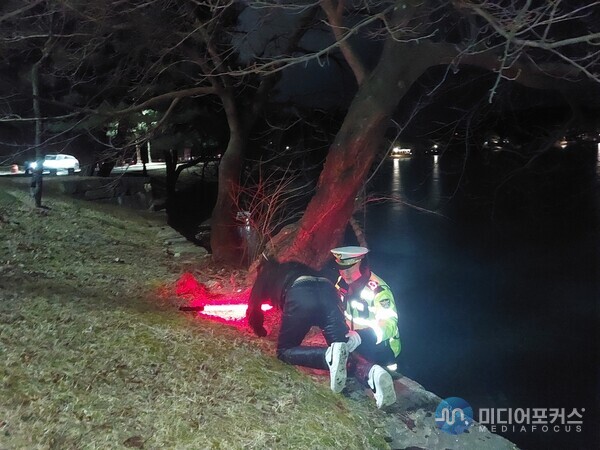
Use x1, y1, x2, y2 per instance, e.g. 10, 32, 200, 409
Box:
335, 272, 401, 357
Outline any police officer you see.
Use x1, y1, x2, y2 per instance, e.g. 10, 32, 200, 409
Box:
330, 246, 400, 408
246, 258, 349, 393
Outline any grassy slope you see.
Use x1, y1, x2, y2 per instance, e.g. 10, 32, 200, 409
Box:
0, 180, 388, 449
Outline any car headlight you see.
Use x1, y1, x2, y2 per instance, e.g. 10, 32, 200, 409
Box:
29, 162, 37, 169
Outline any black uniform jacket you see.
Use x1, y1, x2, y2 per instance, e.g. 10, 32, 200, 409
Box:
246, 260, 321, 337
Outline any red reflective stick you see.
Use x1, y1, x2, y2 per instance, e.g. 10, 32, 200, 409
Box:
174, 272, 274, 327
203, 304, 272, 312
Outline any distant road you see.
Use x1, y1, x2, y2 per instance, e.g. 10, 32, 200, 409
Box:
1, 160, 218, 177
0, 162, 167, 176
111, 162, 167, 173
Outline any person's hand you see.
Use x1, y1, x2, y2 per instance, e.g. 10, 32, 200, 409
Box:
345, 330, 361, 352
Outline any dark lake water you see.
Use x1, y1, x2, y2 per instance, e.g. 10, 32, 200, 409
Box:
366, 149, 599, 450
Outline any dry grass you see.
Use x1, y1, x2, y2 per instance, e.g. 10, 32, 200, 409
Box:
0, 179, 389, 449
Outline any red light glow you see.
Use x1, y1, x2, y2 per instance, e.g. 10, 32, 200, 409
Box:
174, 272, 275, 328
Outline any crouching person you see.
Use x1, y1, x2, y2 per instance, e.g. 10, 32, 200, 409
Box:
246, 258, 349, 393
331, 246, 400, 409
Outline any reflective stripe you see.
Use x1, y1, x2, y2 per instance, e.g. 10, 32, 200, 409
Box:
344, 314, 386, 344
355, 303, 397, 318
373, 324, 384, 344
360, 287, 375, 301
375, 308, 398, 320
349, 315, 377, 328
350, 300, 365, 311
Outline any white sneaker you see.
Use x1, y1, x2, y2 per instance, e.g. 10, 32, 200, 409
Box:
325, 342, 348, 393
368, 365, 396, 408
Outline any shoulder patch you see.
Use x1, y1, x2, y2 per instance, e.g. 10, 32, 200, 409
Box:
379, 298, 391, 308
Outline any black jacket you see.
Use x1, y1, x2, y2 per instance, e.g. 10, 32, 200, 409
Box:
246, 260, 321, 336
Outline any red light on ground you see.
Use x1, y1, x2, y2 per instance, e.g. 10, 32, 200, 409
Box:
200, 303, 273, 321
173, 272, 275, 328
203, 304, 248, 313
176, 272, 210, 298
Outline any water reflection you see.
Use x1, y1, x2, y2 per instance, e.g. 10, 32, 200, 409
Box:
388, 155, 444, 211
391, 157, 400, 194
367, 153, 598, 450
431, 154, 440, 207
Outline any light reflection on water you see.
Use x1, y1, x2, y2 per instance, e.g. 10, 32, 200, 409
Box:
391, 157, 400, 194
366, 154, 598, 450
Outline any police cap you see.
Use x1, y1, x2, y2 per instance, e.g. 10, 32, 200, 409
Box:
330, 246, 369, 267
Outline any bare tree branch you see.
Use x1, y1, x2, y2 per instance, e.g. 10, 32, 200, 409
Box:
320, 0, 367, 84
0, 0, 45, 23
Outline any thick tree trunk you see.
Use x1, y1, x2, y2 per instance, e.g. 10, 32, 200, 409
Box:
206, 9, 317, 266
210, 134, 245, 265
139, 143, 148, 176
31, 63, 43, 208
99, 119, 129, 177
281, 42, 441, 267
97, 162, 115, 177
164, 148, 178, 206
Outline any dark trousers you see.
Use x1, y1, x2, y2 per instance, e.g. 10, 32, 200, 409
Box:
355, 329, 397, 366
349, 330, 397, 386
276, 278, 348, 370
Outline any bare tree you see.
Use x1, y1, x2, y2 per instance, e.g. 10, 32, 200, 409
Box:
269, 0, 600, 267
233, 162, 312, 262
1, 0, 321, 263
1, 0, 598, 267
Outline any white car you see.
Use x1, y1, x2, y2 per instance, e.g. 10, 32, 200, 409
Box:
26, 154, 80, 175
